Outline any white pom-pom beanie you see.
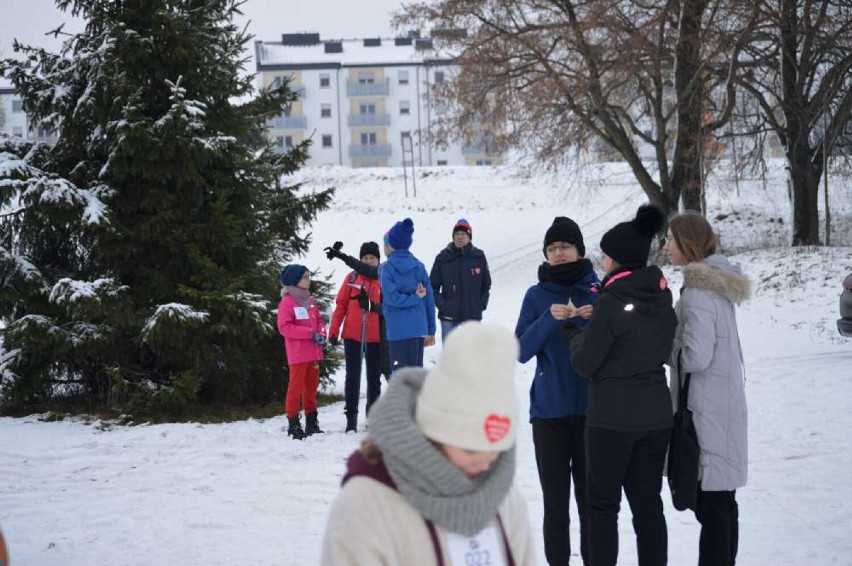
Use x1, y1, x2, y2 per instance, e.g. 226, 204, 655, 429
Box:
416, 322, 520, 452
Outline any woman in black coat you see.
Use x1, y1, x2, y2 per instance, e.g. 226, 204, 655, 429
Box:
564, 204, 676, 566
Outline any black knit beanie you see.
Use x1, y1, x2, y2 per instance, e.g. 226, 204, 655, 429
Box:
543, 216, 585, 257
599, 204, 665, 268
359, 241, 381, 260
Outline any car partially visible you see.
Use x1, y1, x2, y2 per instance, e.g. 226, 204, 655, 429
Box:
839, 273, 852, 337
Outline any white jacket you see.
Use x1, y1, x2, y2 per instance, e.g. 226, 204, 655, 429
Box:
670, 254, 750, 491
321, 476, 537, 565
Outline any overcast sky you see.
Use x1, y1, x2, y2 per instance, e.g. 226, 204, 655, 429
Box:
0, 0, 409, 82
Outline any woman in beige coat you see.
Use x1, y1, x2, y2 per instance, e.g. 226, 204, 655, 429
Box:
664, 211, 750, 566
321, 322, 536, 566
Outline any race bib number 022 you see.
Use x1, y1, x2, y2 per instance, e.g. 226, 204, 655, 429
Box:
445, 525, 505, 566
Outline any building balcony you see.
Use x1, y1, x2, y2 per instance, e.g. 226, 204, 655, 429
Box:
462, 143, 485, 155
346, 79, 390, 97
266, 115, 308, 130
347, 113, 391, 127
349, 143, 392, 157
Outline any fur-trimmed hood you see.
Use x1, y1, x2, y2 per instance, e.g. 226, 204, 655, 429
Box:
683, 254, 751, 305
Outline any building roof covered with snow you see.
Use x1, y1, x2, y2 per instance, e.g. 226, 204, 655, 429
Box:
255, 31, 457, 71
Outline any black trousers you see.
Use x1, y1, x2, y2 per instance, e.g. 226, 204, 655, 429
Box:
695, 484, 739, 566
342, 339, 382, 417
532, 416, 589, 565
388, 337, 424, 373
585, 426, 671, 566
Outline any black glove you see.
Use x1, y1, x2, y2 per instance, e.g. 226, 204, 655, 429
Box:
324, 241, 344, 260
329, 336, 339, 347
358, 288, 370, 311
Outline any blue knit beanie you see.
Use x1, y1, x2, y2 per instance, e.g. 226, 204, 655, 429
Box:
385, 218, 414, 250
279, 264, 308, 286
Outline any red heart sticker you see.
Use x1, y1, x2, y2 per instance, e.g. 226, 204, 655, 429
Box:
484, 414, 511, 443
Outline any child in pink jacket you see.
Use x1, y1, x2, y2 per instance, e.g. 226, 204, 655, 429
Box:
277, 264, 326, 440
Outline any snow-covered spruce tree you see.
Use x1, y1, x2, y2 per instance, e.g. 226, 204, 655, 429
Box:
0, 0, 333, 414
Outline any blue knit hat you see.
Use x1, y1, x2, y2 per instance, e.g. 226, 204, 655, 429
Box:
279, 264, 308, 286
385, 218, 414, 250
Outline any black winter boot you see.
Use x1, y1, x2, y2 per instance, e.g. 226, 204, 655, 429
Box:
305, 412, 324, 436
287, 415, 305, 440
345, 410, 358, 433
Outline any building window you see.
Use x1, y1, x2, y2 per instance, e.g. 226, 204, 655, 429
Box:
475, 159, 492, 166
37, 125, 51, 138
320, 74, 330, 88
271, 76, 285, 88
358, 71, 375, 85
282, 106, 291, 117
359, 103, 376, 115
276, 136, 294, 150
401, 131, 411, 139
12, 126, 23, 137
12, 99, 23, 113
399, 101, 410, 116
321, 104, 332, 118
398, 70, 409, 85
437, 160, 448, 166
322, 134, 333, 148
360, 132, 377, 145
434, 71, 445, 84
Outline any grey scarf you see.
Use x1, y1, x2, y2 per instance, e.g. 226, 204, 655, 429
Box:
368, 368, 516, 536
284, 286, 311, 308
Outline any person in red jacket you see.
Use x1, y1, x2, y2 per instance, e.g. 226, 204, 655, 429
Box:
0, 528, 9, 566
329, 242, 384, 433
277, 264, 327, 440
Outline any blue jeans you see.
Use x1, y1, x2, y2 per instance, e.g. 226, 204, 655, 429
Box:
440, 319, 460, 343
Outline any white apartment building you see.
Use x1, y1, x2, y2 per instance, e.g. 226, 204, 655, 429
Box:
255, 32, 502, 168
1, 86, 59, 144
1, 86, 29, 140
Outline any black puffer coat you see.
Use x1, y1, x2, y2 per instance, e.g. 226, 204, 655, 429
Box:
566, 266, 677, 432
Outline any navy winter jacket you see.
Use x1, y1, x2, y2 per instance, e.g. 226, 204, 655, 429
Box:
380, 250, 436, 341
515, 270, 600, 420
429, 243, 492, 322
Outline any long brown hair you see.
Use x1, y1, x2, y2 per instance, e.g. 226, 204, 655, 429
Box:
668, 211, 718, 263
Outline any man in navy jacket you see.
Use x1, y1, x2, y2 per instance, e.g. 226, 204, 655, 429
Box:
429, 218, 492, 342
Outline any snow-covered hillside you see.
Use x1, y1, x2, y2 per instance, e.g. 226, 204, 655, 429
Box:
1, 162, 851, 565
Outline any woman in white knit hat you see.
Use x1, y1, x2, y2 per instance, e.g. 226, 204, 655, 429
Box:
321, 321, 536, 565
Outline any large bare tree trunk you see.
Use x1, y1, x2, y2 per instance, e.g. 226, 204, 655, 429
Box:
787, 143, 822, 245
671, 0, 708, 212
779, 0, 821, 246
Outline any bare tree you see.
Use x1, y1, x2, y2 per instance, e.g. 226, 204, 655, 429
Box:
735, 0, 852, 245
395, 0, 755, 213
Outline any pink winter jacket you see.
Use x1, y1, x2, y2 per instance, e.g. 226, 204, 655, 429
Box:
277, 292, 326, 365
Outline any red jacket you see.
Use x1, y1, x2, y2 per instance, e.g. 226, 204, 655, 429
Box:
329, 271, 382, 343
277, 293, 326, 365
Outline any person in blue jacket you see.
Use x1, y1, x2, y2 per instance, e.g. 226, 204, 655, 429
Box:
430, 218, 492, 342
380, 217, 436, 372
515, 216, 600, 566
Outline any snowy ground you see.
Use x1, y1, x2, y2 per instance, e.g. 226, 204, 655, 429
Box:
1, 162, 851, 565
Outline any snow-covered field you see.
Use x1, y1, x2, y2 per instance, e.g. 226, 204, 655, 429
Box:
1, 162, 851, 565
